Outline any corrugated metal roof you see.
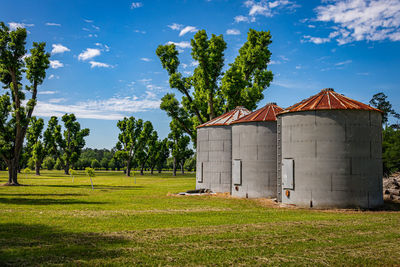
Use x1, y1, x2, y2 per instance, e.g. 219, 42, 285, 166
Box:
197, 106, 251, 128
279, 88, 382, 114
232, 103, 283, 124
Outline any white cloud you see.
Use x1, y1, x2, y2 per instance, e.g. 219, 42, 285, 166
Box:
234, 15, 250, 23
51, 44, 70, 54
295, 65, 301, 69
95, 43, 110, 52
134, 29, 146, 34
179, 26, 198, 36
243, 0, 299, 20
138, 78, 152, 84
48, 98, 66, 104
45, 22, 61, 26
335, 60, 352, 66
167, 41, 192, 49
140, 57, 151, 62
50, 60, 64, 69
8, 22, 34, 31
38, 90, 58, 95
191, 61, 199, 67
131, 2, 143, 9
78, 48, 101, 61
48, 74, 60, 80
226, 29, 241, 35
302, 35, 331, 44
89, 61, 113, 68
314, 0, 400, 44
92, 25, 100, 31
33, 95, 160, 120
168, 23, 183, 30
84, 19, 93, 23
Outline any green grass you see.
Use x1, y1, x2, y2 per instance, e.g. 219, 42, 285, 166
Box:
0, 170, 399, 266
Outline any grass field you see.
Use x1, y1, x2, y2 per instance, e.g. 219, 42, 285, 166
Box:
0, 170, 400, 266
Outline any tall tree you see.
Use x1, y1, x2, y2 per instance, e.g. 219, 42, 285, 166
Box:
148, 138, 169, 174
168, 120, 193, 176
59, 113, 90, 175
26, 117, 45, 175
156, 29, 273, 144
0, 22, 50, 185
136, 125, 158, 175
43, 116, 62, 161
370, 92, 397, 126
115, 116, 144, 176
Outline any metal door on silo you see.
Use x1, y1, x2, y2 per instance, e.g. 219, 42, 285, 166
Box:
282, 158, 294, 189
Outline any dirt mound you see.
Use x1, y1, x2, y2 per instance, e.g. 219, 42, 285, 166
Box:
383, 172, 400, 202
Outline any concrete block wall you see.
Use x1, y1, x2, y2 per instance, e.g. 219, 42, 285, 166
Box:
231, 122, 277, 198
196, 126, 233, 193
278, 110, 383, 208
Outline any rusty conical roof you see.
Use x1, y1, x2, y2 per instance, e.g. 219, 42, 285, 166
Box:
197, 106, 251, 128
279, 88, 382, 114
232, 103, 283, 124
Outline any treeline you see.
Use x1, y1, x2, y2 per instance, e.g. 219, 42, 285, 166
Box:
370, 93, 400, 175
7, 115, 196, 176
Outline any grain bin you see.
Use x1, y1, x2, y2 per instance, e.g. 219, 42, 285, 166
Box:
196, 106, 251, 193
230, 103, 283, 198
277, 88, 383, 208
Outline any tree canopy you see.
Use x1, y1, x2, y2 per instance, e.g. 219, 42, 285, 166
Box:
156, 29, 273, 143
0, 22, 50, 184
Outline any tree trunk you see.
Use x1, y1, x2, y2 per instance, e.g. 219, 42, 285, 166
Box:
140, 164, 144, 175
64, 160, 69, 175
158, 167, 162, 173
35, 161, 41, 176
181, 162, 184, 174
173, 157, 177, 176
150, 166, 154, 175
126, 158, 131, 176
7, 160, 19, 185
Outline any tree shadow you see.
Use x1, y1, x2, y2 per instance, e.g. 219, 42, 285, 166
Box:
0, 193, 88, 197
44, 184, 145, 190
373, 200, 400, 211
0, 223, 129, 266
0, 198, 106, 205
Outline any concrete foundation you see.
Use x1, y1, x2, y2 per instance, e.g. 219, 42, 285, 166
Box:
196, 126, 233, 193
277, 110, 383, 208
231, 122, 277, 198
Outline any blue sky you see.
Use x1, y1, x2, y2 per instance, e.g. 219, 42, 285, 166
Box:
2, 0, 400, 149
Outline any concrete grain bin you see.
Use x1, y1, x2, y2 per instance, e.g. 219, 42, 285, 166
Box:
277, 88, 383, 208
196, 106, 251, 193
230, 103, 284, 198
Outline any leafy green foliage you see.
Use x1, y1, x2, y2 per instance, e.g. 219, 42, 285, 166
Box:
221, 29, 273, 111
43, 156, 55, 170
168, 120, 194, 175
136, 122, 158, 175
91, 159, 100, 169
0, 21, 50, 184
156, 29, 273, 143
115, 116, 144, 176
382, 127, 400, 175
370, 92, 398, 125
59, 114, 90, 175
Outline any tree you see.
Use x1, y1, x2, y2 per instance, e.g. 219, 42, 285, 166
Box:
91, 159, 100, 170
59, 114, 90, 175
85, 167, 95, 190
148, 138, 169, 174
43, 116, 62, 161
382, 127, 400, 175
184, 156, 196, 172
100, 157, 109, 170
136, 123, 158, 175
26, 117, 45, 175
0, 22, 50, 185
370, 92, 397, 126
43, 156, 55, 170
115, 117, 151, 176
168, 120, 193, 176
156, 29, 273, 144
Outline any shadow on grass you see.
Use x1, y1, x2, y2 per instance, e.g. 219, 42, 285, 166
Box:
0, 193, 88, 197
0, 223, 128, 266
45, 184, 145, 190
375, 200, 400, 211
0, 198, 106, 205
